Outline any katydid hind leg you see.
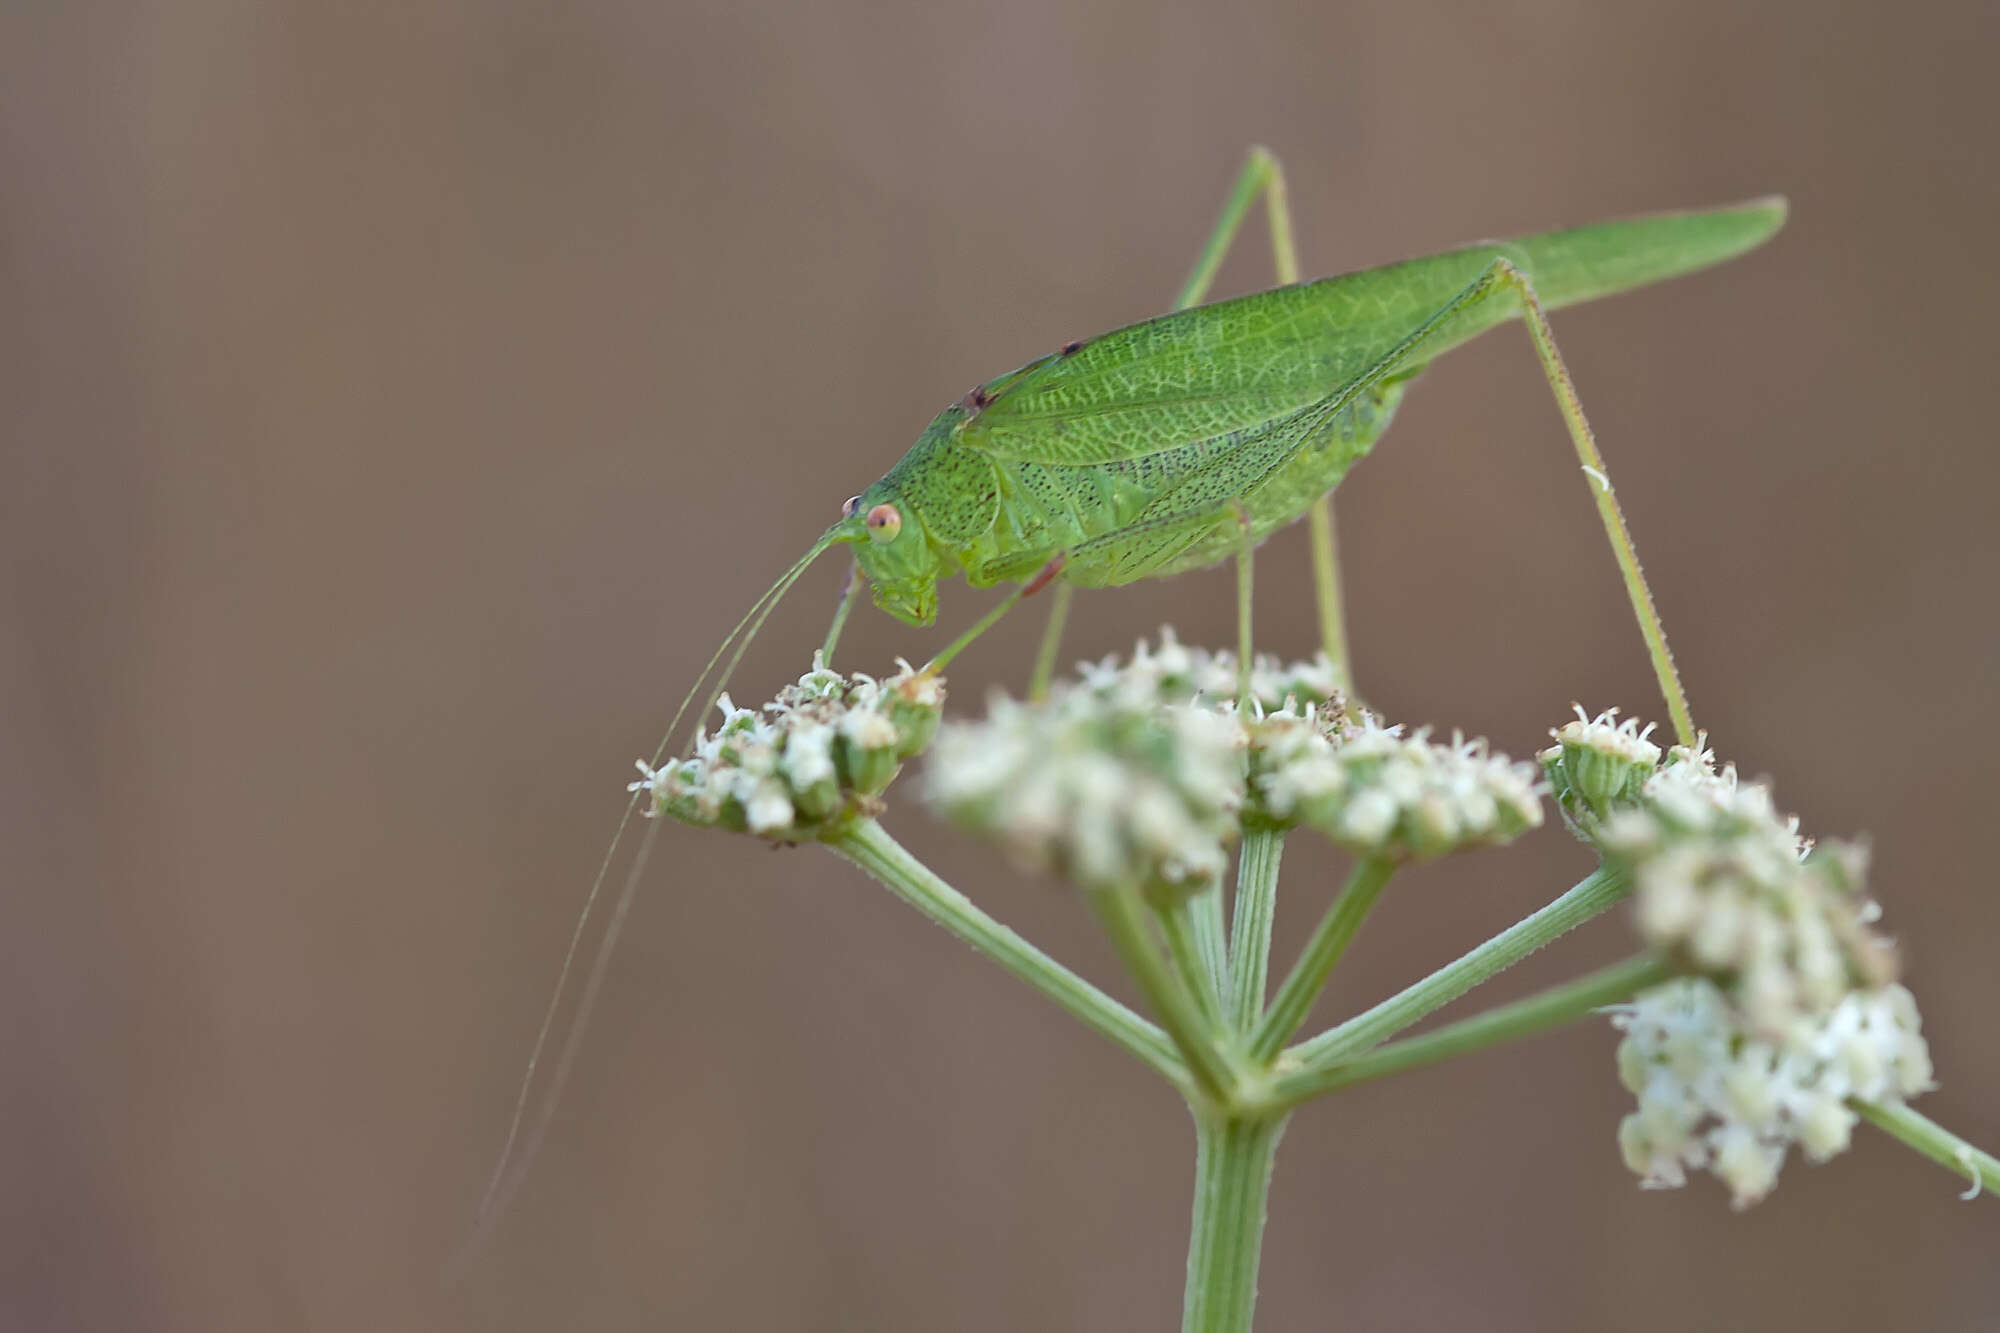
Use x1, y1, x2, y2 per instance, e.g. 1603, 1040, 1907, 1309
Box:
1294, 255, 1693, 744
1483, 260, 1695, 746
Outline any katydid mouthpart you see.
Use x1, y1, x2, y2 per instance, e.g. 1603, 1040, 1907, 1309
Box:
463, 149, 1785, 1254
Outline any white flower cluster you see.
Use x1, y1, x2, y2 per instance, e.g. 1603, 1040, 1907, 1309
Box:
1612, 977, 1933, 1208
1070, 626, 1344, 713
1247, 704, 1544, 860
630, 656, 944, 840
925, 685, 1244, 901
926, 631, 1546, 894
1599, 743, 1897, 1036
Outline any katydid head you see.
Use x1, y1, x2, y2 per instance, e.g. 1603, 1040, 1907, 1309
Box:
846, 483, 943, 626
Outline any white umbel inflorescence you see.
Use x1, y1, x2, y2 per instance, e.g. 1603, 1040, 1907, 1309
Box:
1247, 704, 1544, 859
1612, 977, 1933, 1208
1559, 716, 1934, 1207
925, 685, 1244, 902
630, 655, 944, 840
1597, 741, 1897, 1037
1070, 626, 1344, 714
927, 632, 1545, 896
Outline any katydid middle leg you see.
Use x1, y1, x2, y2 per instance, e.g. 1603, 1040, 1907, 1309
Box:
1229, 499, 1255, 709
1026, 580, 1071, 701
1028, 146, 1356, 695
1176, 147, 1353, 694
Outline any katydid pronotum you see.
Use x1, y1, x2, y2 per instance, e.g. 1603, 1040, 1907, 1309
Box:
469, 149, 1786, 1246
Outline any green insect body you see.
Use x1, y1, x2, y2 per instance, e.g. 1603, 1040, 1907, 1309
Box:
842, 199, 1786, 626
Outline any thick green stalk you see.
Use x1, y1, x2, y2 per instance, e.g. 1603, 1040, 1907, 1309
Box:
1854, 1100, 2000, 1200
1226, 828, 1284, 1032
1182, 1115, 1288, 1333
1289, 865, 1631, 1073
829, 820, 1187, 1091
1271, 952, 1674, 1106
1251, 856, 1396, 1061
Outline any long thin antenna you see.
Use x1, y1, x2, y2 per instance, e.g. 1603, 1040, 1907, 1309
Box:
459, 522, 855, 1269
448, 812, 667, 1276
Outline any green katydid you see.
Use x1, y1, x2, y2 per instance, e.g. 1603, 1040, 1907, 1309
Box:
468, 149, 1786, 1243
674, 153, 1781, 748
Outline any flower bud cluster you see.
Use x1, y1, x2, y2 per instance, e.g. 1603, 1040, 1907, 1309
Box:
924, 684, 1243, 902
1612, 977, 1933, 1208
1598, 744, 1896, 1036
1246, 704, 1543, 860
1540, 706, 1662, 829
631, 656, 944, 840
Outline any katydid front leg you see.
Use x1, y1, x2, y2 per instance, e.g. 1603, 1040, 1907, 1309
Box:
923, 553, 1068, 677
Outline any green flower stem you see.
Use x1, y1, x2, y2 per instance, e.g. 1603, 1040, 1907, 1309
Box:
1159, 897, 1224, 1024
830, 819, 1188, 1091
1854, 1099, 2000, 1200
1095, 883, 1239, 1105
1250, 856, 1397, 1062
1226, 827, 1285, 1033
1190, 884, 1232, 1012
1182, 1113, 1288, 1333
1269, 952, 1674, 1106
1288, 864, 1631, 1074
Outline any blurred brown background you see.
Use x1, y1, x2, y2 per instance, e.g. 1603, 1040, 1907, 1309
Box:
5, 2, 1997, 1329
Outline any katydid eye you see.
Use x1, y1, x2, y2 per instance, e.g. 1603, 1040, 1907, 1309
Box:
866, 504, 901, 543
842, 495, 862, 518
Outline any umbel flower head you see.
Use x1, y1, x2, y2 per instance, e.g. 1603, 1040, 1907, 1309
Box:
926, 632, 1544, 896
1245, 703, 1543, 860
1070, 627, 1345, 714
925, 681, 1244, 902
1083, 632, 1544, 862
1612, 977, 1933, 1208
1597, 738, 1897, 1037
631, 656, 944, 841
1564, 719, 1934, 1207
